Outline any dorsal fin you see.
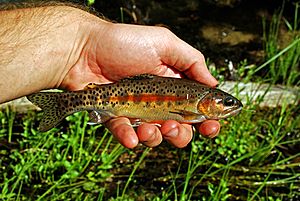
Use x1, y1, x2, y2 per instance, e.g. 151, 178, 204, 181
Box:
120, 74, 156, 82
84, 83, 100, 90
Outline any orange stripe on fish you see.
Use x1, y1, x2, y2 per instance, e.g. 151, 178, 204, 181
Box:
107, 94, 190, 103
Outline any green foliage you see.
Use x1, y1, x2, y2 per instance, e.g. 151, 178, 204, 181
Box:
0, 111, 125, 200
87, 0, 95, 6
259, 2, 300, 86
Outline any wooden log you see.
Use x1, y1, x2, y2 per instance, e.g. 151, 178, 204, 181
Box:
0, 82, 299, 112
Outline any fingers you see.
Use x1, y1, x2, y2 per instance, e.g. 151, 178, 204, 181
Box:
137, 123, 162, 147
105, 117, 139, 148
106, 117, 194, 148
136, 120, 194, 148
137, 121, 193, 148
159, 30, 218, 87
196, 120, 220, 138
106, 117, 220, 148
160, 120, 193, 148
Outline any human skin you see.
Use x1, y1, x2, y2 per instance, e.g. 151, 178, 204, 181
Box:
0, 5, 220, 148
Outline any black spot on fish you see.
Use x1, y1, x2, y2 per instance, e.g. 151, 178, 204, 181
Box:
156, 101, 163, 106
176, 101, 182, 105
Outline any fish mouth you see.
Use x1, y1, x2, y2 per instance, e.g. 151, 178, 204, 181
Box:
222, 106, 243, 118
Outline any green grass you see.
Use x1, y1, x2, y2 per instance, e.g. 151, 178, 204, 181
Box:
260, 2, 300, 86
0, 111, 126, 200
1, 3, 300, 201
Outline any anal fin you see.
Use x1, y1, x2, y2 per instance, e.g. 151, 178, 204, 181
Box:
88, 110, 113, 125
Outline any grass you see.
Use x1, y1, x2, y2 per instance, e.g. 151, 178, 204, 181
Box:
1, 3, 300, 201
260, 2, 300, 85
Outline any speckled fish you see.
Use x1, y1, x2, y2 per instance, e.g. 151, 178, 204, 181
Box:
27, 74, 243, 132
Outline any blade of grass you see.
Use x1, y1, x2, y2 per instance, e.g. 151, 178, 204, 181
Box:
121, 148, 150, 198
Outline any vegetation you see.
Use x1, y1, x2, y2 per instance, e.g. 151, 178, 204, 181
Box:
0, 1, 299, 201
259, 2, 300, 85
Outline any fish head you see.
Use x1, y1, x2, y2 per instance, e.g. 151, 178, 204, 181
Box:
197, 90, 243, 119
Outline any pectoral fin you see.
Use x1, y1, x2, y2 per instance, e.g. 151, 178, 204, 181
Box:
169, 109, 199, 116
169, 109, 207, 123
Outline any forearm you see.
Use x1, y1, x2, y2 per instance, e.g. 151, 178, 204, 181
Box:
0, 6, 94, 103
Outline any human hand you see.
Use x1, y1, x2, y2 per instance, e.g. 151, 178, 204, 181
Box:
60, 16, 220, 148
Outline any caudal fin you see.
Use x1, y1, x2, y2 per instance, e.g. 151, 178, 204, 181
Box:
27, 92, 70, 132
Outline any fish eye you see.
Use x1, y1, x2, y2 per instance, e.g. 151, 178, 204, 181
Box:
223, 97, 236, 106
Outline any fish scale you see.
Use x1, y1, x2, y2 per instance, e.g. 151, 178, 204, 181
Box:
27, 74, 243, 132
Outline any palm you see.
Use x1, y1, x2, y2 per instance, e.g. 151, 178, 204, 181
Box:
62, 25, 182, 90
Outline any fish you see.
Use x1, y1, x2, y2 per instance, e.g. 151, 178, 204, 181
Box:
27, 74, 243, 132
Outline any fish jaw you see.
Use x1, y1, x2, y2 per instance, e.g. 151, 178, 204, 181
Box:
221, 106, 243, 118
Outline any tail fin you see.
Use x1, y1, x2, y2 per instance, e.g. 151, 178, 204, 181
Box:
27, 92, 70, 132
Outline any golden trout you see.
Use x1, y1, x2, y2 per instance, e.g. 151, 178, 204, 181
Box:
27, 74, 243, 132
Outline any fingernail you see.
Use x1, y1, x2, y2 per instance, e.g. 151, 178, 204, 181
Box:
165, 127, 179, 138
